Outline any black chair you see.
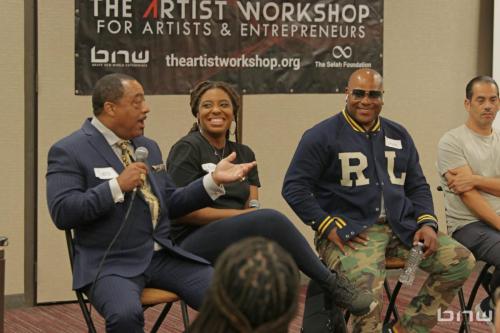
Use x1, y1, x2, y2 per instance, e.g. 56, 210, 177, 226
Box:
457, 262, 493, 333
382, 257, 406, 325
345, 257, 490, 333
436, 185, 493, 333
65, 230, 190, 333
344, 257, 405, 325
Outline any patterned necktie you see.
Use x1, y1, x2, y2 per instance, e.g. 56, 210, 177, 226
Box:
117, 140, 160, 227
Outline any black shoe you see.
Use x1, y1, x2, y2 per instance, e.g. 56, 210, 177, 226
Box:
321, 272, 378, 317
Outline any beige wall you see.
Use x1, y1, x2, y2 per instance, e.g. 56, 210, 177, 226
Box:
32, 0, 493, 302
0, 0, 25, 295
245, 1, 493, 243
383, 0, 492, 226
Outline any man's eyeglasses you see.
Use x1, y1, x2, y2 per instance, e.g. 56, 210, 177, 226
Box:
350, 89, 383, 100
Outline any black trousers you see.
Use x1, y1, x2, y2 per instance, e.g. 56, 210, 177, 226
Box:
453, 220, 500, 292
179, 208, 332, 283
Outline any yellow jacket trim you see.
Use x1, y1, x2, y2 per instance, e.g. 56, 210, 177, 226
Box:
318, 216, 333, 235
342, 109, 381, 133
417, 214, 437, 223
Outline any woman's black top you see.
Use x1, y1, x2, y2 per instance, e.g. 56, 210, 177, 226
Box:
166, 131, 260, 242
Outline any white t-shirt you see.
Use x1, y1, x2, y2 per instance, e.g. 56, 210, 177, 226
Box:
437, 124, 500, 234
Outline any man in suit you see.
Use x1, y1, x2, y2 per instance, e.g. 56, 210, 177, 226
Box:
46, 73, 256, 332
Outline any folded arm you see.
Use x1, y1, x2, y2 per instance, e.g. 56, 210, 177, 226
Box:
445, 165, 500, 231
448, 166, 500, 197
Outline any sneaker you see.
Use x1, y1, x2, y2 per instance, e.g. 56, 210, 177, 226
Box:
321, 272, 378, 317
475, 297, 495, 330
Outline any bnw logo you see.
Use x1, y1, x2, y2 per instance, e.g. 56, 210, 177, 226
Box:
91, 46, 149, 67
437, 308, 493, 322
332, 46, 352, 59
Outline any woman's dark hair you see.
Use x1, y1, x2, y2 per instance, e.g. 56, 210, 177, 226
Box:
189, 80, 241, 142
190, 237, 300, 333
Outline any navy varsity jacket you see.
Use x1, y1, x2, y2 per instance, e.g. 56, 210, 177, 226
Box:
282, 110, 438, 247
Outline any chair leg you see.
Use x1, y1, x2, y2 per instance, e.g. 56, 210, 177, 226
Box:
181, 301, 190, 331
384, 280, 402, 325
150, 302, 173, 333
458, 264, 492, 333
466, 264, 492, 311
76, 292, 97, 333
480, 266, 493, 295
458, 288, 471, 333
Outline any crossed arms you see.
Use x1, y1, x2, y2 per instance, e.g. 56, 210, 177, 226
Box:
445, 165, 500, 231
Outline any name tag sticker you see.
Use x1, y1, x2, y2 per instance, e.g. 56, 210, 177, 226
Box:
94, 167, 118, 179
385, 137, 402, 149
201, 163, 217, 173
152, 164, 166, 173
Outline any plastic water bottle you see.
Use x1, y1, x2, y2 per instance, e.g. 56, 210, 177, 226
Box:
399, 242, 424, 286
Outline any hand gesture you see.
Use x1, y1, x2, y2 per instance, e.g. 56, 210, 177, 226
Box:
327, 227, 368, 255
413, 226, 438, 258
447, 168, 476, 194
211, 152, 257, 185
116, 162, 148, 192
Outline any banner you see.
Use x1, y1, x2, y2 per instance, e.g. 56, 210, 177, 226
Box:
75, 0, 383, 94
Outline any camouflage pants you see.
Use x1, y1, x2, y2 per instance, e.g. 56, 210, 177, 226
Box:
316, 223, 475, 333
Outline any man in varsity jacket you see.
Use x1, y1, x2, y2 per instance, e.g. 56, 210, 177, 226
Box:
282, 69, 474, 333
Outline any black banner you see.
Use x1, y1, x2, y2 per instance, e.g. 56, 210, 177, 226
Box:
75, 0, 383, 94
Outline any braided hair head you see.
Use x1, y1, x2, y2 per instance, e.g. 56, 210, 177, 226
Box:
188, 80, 241, 142
190, 237, 300, 333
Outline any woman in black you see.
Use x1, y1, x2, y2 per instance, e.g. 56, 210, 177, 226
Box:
166, 80, 375, 316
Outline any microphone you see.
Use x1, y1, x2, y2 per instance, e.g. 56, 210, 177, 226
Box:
133, 147, 149, 193
135, 146, 149, 163
249, 199, 260, 209
90, 145, 149, 310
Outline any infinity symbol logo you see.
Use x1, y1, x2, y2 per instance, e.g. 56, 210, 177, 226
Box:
332, 46, 352, 59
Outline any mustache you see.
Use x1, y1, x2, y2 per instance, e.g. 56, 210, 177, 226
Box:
481, 110, 497, 115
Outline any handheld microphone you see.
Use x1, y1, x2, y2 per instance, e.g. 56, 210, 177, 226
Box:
89, 146, 150, 309
249, 199, 260, 209
135, 146, 149, 163
133, 146, 149, 193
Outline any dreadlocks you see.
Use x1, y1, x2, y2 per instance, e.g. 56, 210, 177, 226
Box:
188, 80, 241, 142
190, 237, 300, 333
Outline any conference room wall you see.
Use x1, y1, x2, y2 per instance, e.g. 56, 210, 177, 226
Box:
0, 0, 25, 296
34, 0, 493, 302
245, 0, 494, 243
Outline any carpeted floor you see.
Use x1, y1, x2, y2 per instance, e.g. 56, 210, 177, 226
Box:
5, 265, 492, 332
